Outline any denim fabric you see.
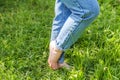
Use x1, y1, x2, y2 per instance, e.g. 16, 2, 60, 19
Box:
51, 0, 100, 63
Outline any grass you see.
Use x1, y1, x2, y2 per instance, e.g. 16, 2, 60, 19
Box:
0, 0, 120, 80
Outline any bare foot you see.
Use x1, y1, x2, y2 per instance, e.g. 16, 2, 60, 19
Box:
58, 62, 71, 70
48, 41, 62, 70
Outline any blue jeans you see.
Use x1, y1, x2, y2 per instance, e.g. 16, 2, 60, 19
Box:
50, 0, 100, 63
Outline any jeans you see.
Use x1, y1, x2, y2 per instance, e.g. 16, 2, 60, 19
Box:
50, 0, 100, 63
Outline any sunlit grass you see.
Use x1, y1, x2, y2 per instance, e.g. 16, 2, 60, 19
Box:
0, 0, 120, 80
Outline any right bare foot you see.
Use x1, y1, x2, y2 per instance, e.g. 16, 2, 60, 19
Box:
48, 41, 63, 70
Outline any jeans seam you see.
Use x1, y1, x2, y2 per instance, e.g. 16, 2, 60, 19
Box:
62, 4, 65, 22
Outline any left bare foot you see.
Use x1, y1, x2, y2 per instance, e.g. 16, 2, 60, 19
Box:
58, 62, 71, 70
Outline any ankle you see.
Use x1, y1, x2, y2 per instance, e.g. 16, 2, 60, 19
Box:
51, 41, 63, 54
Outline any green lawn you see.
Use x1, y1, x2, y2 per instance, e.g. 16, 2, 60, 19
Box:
0, 0, 120, 80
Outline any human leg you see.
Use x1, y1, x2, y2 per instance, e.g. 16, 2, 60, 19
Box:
51, 0, 71, 64
48, 0, 71, 69
48, 0, 100, 69
51, 0, 71, 41
55, 0, 100, 50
